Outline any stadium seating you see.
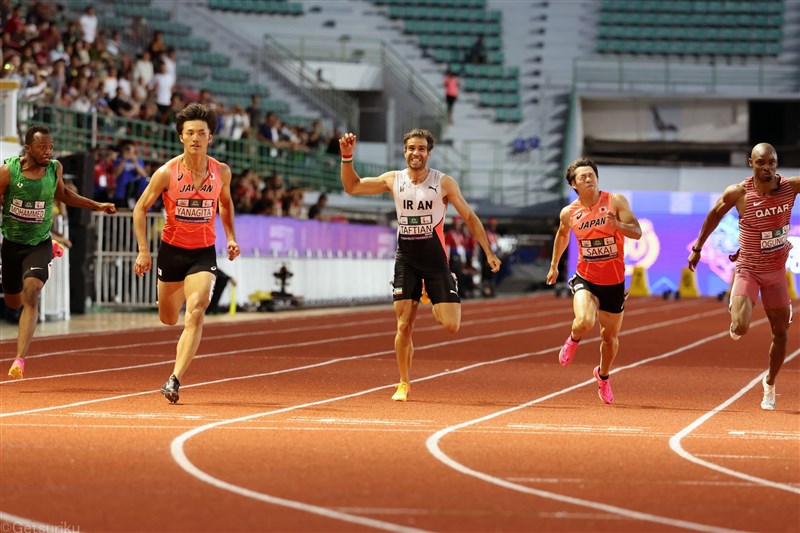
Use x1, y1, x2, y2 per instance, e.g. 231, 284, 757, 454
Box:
207, 0, 304, 15
596, 0, 785, 56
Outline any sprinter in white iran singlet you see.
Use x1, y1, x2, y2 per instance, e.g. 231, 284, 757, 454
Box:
393, 168, 448, 263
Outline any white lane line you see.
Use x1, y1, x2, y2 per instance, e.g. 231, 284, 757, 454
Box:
694, 454, 772, 460
166, 309, 735, 533
668, 348, 800, 495
424, 319, 777, 533
0, 304, 578, 381
1, 301, 697, 417
0, 296, 680, 366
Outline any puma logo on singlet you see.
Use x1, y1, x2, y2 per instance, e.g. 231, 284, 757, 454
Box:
429, 185, 439, 193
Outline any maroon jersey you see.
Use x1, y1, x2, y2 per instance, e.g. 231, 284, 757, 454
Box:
737, 175, 795, 272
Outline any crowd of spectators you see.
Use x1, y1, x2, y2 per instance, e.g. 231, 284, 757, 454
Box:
2, 0, 341, 216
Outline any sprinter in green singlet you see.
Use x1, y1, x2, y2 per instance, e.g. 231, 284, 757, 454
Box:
1, 126, 116, 379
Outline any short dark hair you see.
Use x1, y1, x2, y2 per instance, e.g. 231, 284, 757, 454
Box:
25, 126, 51, 145
175, 103, 217, 135
403, 128, 435, 151
564, 156, 598, 186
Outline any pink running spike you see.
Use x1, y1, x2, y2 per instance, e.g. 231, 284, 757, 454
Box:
52, 240, 65, 258
593, 366, 614, 404
8, 358, 25, 379
558, 336, 578, 367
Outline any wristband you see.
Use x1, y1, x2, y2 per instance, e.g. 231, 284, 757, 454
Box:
692, 246, 702, 253
341, 154, 353, 160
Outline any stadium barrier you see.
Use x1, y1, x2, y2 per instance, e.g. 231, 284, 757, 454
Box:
91, 212, 395, 309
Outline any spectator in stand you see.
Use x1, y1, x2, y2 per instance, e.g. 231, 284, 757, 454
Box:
113, 141, 148, 209
133, 51, 154, 87
227, 104, 249, 140
109, 86, 137, 118
132, 75, 148, 104
78, 5, 97, 45
148, 31, 166, 59
307, 193, 328, 221
73, 38, 90, 66
3, 4, 26, 50
162, 47, 176, 87
152, 61, 174, 116
326, 128, 342, 156
282, 187, 305, 218
306, 119, 323, 152
159, 92, 184, 126
468, 35, 487, 64
106, 30, 122, 58
101, 64, 118, 98
46, 58, 66, 104
233, 168, 261, 213
444, 67, 459, 124
245, 94, 263, 138
93, 145, 116, 202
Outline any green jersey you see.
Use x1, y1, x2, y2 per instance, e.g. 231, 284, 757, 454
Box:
1, 156, 58, 245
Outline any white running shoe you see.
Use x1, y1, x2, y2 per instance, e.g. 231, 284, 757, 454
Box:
729, 324, 741, 341
761, 375, 775, 411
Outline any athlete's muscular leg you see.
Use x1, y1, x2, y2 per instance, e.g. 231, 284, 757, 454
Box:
597, 310, 624, 376
432, 302, 460, 333
763, 306, 790, 386
157, 280, 186, 326
394, 299, 419, 383
570, 289, 599, 341
9, 277, 45, 360
172, 271, 215, 381
730, 295, 753, 337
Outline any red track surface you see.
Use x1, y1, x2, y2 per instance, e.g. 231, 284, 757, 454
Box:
1, 295, 798, 533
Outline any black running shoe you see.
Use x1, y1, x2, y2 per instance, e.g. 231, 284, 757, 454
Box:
160, 375, 180, 403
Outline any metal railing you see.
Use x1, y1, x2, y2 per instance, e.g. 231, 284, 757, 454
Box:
16, 100, 388, 191
268, 34, 447, 126
572, 57, 800, 94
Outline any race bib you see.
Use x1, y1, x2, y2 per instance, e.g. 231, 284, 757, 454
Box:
760, 225, 789, 254
580, 236, 619, 262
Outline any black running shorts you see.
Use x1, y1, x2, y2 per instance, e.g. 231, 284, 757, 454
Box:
156, 241, 218, 282
392, 257, 460, 304
568, 273, 626, 314
0, 238, 52, 294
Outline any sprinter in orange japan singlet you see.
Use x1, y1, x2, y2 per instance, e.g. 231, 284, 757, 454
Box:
689, 143, 800, 411
546, 157, 642, 404
133, 103, 240, 404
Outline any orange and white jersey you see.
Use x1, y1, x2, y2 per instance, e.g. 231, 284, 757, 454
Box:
569, 191, 625, 285
161, 155, 223, 249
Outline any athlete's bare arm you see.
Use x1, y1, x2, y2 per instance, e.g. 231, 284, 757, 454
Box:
608, 193, 642, 240
339, 132, 394, 195
54, 161, 116, 213
133, 165, 170, 276
546, 206, 572, 285
217, 163, 240, 261
688, 182, 746, 271
442, 174, 500, 273
784, 173, 800, 194
0, 164, 10, 200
